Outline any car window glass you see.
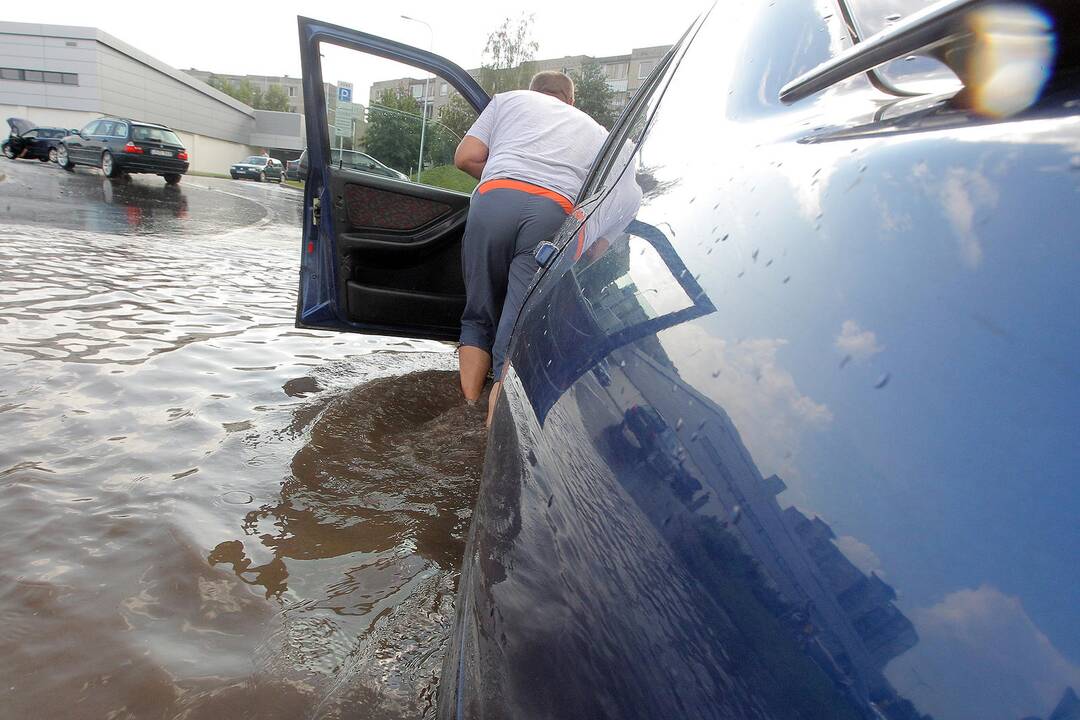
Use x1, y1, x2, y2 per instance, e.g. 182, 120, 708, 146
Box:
579, 48, 676, 201
97, 121, 115, 136
24, 130, 38, 139
842, 0, 958, 92
82, 120, 100, 135
318, 41, 480, 193
112, 122, 128, 138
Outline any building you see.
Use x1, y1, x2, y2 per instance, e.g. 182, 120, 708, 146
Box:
368, 44, 673, 127
0, 22, 305, 172
183, 69, 304, 114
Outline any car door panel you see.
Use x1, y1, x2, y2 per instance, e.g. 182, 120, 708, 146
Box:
444, 2, 1080, 720
296, 17, 489, 341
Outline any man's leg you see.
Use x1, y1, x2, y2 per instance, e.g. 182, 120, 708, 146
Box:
458, 345, 490, 402
459, 190, 523, 402
486, 195, 570, 425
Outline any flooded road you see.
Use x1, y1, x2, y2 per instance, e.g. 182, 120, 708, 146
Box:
0, 160, 484, 719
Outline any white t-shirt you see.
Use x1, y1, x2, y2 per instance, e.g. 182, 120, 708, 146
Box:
465, 89, 609, 202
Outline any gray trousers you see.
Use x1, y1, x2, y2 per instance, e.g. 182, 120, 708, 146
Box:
459, 186, 569, 379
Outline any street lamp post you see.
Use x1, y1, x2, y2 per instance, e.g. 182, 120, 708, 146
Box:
401, 14, 433, 180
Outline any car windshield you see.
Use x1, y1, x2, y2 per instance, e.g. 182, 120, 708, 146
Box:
131, 125, 183, 145
243, 156, 268, 165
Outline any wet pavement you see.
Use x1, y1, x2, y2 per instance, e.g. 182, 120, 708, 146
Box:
0, 158, 484, 719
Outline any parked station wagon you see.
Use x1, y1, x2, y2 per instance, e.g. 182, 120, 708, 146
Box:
296, 1, 1079, 718
57, 118, 189, 184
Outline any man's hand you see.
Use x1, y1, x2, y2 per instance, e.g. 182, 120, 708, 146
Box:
455, 136, 489, 180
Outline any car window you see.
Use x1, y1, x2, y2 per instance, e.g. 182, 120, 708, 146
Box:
111, 122, 128, 138
23, 129, 38, 139
579, 47, 677, 201
98, 121, 116, 136
318, 41, 481, 192
841, 0, 958, 93
81, 120, 101, 135
131, 126, 183, 145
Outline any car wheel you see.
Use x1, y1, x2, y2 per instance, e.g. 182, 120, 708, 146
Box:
163, 174, 182, 185
57, 145, 74, 171
39, 155, 50, 163
230, 173, 238, 180
1, 143, 13, 160
48, 148, 58, 163
101, 151, 120, 178
258, 171, 266, 183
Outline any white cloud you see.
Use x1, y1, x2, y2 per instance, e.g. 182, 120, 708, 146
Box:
834, 320, 884, 362
886, 585, 1080, 720
658, 324, 832, 484
834, 535, 884, 577
941, 167, 998, 270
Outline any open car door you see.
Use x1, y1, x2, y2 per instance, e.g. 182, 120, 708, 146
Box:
296, 17, 490, 340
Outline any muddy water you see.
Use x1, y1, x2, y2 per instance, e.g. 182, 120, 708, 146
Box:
0, 176, 484, 719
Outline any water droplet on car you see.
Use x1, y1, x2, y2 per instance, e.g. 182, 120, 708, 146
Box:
675, 418, 684, 431
782, 275, 791, 284
874, 373, 891, 389
765, 259, 773, 267
903, 55, 917, 62
885, 12, 902, 22
706, 247, 714, 255
711, 369, 721, 378
839, 354, 852, 369
737, 271, 745, 278
547, 494, 555, 507
222, 491, 254, 505
619, 360, 626, 368
752, 249, 759, 261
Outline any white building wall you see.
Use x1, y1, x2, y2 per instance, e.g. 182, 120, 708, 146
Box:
172, 130, 257, 174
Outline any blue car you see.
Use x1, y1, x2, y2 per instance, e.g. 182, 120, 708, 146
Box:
296, 2, 1079, 719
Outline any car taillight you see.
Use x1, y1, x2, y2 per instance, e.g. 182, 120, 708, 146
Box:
123, 142, 143, 154
177, 151, 188, 161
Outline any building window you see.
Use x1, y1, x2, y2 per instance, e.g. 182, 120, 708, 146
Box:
0, 67, 79, 85
440, 82, 448, 96
411, 84, 424, 99
288, 86, 295, 96
638, 61, 654, 79
604, 63, 628, 81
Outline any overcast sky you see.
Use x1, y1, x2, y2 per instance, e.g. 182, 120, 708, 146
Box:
6, 0, 707, 77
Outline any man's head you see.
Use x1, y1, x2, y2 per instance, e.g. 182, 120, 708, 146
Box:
529, 71, 575, 105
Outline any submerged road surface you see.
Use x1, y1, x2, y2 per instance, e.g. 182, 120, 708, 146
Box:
0, 159, 484, 719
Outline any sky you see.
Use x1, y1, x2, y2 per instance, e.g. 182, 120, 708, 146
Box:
5, 0, 707, 78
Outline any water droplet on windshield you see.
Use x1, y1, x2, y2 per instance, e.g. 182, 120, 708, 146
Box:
884, 12, 902, 22
782, 275, 791, 284
675, 418, 684, 430
839, 354, 852, 369
752, 249, 759, 261
874, 373, 891, 389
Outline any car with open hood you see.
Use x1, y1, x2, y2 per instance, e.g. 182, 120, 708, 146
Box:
3, 118, 69, 163
57, 118, 189, 184
295, 1, 1080, 718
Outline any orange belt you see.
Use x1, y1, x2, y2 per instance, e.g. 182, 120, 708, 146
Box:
477, 178, 573, 214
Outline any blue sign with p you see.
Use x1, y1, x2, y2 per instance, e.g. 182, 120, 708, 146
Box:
338, 86, 352, 103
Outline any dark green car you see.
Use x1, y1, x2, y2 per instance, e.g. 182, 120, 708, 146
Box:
229, 156, 284, 182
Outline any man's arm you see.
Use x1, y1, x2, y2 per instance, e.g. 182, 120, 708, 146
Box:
455, 136, 489, 180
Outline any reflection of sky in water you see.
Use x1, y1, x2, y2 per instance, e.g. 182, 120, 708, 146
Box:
588, 6, 1080, 714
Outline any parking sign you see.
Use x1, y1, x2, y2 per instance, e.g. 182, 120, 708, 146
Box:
338, 86, 352, 103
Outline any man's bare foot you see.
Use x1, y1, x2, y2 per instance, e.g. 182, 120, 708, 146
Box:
458, 345, 491, 402
486, 381, 501, 427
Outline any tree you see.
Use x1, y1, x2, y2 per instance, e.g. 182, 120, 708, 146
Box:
478, 14, 539, 94
424, 94, 477, 168
570, 59, 618, 129
363, 87, 423, 174
262, 85, 292, 112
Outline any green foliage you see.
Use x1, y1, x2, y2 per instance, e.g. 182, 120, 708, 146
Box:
570, 59, 618, 129
415, 165, 478, 193
436, 94, 476, 142
205, 75, 291, 112
262, 85, 292, 112
478, 15, 539, 94
364, 88, 423, 174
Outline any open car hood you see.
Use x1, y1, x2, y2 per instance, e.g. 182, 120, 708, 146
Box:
6, 117, 36, 137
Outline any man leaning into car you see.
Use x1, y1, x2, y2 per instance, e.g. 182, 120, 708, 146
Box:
454, 71, 608, 425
